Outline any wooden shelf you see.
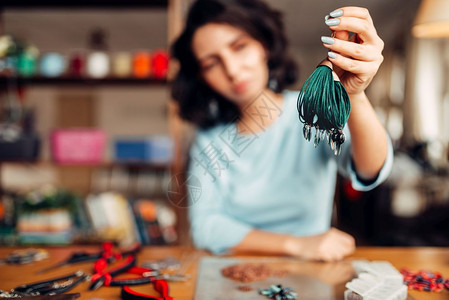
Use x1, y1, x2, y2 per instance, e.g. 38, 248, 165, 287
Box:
0, 76, 169, 86
0, 160, 171, 171
0, 0, 168, 9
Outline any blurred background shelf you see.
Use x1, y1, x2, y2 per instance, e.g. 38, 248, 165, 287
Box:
0, 160, 170, 170
0, 76, 169, 86
0, 0, 189, 246
0, 0, 168, 9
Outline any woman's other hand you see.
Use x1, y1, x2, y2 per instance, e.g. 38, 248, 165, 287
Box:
321, 7, 384, 96
285, 227, 355, 262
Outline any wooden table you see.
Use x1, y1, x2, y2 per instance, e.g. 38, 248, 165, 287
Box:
0, 246, 448, 299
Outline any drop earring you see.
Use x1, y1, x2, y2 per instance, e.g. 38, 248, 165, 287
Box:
296, 61, 350, 155
268, 77, 278, 91
208, 99, 219, 118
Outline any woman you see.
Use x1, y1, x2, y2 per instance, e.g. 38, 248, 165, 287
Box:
171, 0, 393, 261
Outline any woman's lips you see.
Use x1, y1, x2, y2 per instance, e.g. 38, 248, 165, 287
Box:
233, 81, 250, 94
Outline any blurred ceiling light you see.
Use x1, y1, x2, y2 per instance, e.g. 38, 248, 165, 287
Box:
413, 0, 449, 38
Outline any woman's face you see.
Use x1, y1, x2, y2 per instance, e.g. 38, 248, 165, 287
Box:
192, 23, 269, 106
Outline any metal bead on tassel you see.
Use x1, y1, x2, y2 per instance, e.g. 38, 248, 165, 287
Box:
303, 124, 311, 141
314, 125, 321, 148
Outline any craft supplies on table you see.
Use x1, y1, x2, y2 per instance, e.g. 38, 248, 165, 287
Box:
401, 268, 449, 292
344, 260, 408, 300
194, 256, 349, 300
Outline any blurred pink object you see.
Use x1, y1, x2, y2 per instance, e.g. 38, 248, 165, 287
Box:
51, 129, 106, 164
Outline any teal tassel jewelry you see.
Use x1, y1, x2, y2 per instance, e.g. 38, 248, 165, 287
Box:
297, 61, 351, 155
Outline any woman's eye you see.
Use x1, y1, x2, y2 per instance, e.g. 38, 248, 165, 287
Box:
202, 61, 218, 71
235, 43, 246, 50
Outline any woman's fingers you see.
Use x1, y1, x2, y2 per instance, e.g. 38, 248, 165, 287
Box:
332, 30, 349, 42
314, 228, 355, 262
322, 36, 379, 61
332, 229, 355, 253
332, 6, 373, 24
321, 7, 384, 94
325, 7, 383, 49
327, 52, 381, 78
326, 16, 380, 44
323, 7, 384, 81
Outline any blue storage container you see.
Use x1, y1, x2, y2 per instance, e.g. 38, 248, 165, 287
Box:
114, 136, 173, 163
148, 136, 173, 163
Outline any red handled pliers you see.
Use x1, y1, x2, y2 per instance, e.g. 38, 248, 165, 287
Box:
88, 242, 142, 290
121, 279, 175, 300
89, 255, 137, 290
36, 241, 140, 274
90, 262, 176, 299
114, 266, 176, 299
89, 250, 176, 299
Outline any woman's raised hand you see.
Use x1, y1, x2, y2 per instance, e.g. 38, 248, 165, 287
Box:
321, 7, 384, 96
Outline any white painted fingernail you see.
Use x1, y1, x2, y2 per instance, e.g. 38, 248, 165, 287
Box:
325, 18, 340, 26
330, 9, 343, 18
321, 36, 334, 45
328, 51, 337, 59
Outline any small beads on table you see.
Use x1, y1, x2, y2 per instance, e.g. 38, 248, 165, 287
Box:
400, 268, 449, 292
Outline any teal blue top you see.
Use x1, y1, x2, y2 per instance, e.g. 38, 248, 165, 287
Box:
187, 90, 394, 254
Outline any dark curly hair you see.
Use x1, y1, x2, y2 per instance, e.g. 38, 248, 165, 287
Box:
171, 0, 298, 129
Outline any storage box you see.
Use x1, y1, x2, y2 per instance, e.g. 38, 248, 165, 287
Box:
0, 133, 40, 161
51, 129, 106, 164
114, 135, 173, 163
